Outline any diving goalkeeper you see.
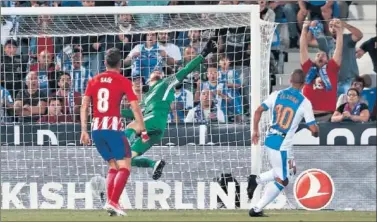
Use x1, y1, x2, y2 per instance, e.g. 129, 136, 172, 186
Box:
122, 37, 218, 180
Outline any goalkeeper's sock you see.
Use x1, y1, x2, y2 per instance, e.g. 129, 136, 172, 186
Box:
125, 128, 137, 144
106, 168, 118, 201
254, 181, 283, 213
131, 156, 156, 168
110, 168, 130, 204
256, 170, 275, 184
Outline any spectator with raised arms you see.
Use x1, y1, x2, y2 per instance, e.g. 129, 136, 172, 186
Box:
300, 19, 344, 122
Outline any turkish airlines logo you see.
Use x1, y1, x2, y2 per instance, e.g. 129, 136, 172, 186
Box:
294, 169, 335, 211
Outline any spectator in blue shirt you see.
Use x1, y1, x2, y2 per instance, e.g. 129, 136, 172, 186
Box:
63, 48, 93, 95
218, 56, 243, 122
169, 84, 194, 123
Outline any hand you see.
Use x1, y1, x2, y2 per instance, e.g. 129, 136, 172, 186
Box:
320, 4, 332, 11
209, 112, 217, 120
332, 19, 343, 33
160, 50, 167, 58
252, 131, 260, 145
141, 131, 150, 143
356, 48, 365, 59
302, 20, 310, 31
132, 52, 141, 59
343, 111, 351, 118
80, 132, 91, 145
23, 104, 31, 111
200, 37, 218, 58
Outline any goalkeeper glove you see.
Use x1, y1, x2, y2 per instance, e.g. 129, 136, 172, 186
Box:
200, 37, 219, 58
141, 131, 150, 143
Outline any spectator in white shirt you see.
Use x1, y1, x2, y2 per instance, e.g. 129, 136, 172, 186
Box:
185, 88, 226, 123
157, 32, 182, 62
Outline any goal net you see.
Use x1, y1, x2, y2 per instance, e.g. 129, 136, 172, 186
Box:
0, 5, 276, 210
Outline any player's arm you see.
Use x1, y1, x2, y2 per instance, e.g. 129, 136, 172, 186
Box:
302, 100, 319, 138
252, 92, 277, 144
80, 95, 91, 132
80, 80, 92, 145
122, 78, 148, 139
174, 37, 218, 82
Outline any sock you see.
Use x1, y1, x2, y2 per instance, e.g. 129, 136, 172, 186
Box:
256, 170, 275, 184
110, 168, 130, 205
254, 181, 284, 212
106, 168, 118, 201
125, 128, 137, 144
131, 156, 156, 168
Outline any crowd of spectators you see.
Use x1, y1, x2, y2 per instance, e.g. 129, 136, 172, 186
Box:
0, 0, 376, 126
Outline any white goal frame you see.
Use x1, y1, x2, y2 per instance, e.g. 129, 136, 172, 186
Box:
2, 3, 263, 201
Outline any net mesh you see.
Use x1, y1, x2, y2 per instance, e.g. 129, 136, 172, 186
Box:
0, 8, 276, 209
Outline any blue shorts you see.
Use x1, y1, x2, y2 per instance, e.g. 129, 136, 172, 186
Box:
92, 130, 131, 161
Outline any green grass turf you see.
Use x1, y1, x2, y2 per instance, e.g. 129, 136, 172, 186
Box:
1, 210, 376, 221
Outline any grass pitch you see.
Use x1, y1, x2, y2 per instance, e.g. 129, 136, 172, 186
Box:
1, 210, 376, 221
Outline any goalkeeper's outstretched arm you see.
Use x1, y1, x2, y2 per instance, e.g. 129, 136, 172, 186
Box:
175, 37, 218, 83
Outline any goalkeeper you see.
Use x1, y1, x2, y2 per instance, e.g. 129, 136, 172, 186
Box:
122, 37, 218, 180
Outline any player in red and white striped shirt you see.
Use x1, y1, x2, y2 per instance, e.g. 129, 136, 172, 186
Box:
80, 48, 148, 216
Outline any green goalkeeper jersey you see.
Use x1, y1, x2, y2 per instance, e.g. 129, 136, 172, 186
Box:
122, 55, 204, 119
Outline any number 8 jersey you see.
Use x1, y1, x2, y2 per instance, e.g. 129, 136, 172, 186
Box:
262, 87, 316, 151
84, 71, 138, 131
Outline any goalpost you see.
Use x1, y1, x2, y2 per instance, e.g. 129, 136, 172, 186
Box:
1, 5, 276, 209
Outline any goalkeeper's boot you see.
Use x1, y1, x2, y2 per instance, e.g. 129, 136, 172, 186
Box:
106, 201, 127, 217
249, 207, 265, 217
247, 175, 258, 200
152, 160, 166, 180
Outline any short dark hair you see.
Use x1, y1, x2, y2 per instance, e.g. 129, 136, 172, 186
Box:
352, 76, 365, 87
57, 71, 70, 80
290, 69, 306, 84
4, 38, 18, 47
347, 88, 360, 97
49, 96, 63, 105
105, 48, 122, 68
207, 62, 218, 69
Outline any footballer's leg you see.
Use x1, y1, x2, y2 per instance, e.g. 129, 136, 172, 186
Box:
249, 148, 288, 217
131, 134, 166, 180
105, 131, 132, 216
91, 131, 119, 215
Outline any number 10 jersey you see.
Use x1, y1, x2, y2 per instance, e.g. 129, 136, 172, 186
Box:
261, 87, 316, 151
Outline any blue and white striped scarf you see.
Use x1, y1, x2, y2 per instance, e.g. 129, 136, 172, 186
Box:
305, 64, 332, 91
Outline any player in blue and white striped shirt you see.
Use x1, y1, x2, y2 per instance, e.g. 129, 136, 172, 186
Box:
0, 86, 14, 123
247, 69, 319, 217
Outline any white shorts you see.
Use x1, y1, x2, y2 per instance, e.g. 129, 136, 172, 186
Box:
267, 148, 289, 181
